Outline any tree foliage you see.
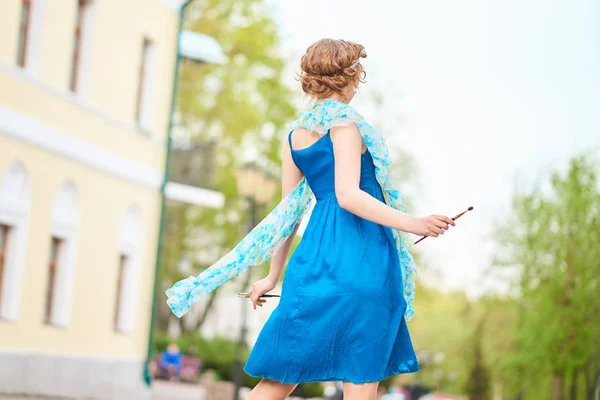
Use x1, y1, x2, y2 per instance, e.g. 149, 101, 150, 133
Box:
157, 0, 296, 333
491, 155, 600, 399
465, 321, 492, 400
407, 155, 600, 399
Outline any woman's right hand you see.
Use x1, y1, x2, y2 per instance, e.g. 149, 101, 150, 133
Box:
411, 215, 455, 237
247, 276, 278, 310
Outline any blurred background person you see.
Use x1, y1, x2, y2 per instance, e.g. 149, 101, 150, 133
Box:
157, 343, 183, 382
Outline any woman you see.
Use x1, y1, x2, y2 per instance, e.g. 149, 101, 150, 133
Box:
166, 39, 454, 400
244, 39, 453, 399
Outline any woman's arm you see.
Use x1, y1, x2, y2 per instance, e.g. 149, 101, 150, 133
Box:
266, 138, 303, 283
331, 123, 454, 237
247, 136, 303, 309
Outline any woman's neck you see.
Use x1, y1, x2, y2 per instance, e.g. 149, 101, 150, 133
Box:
319, 92, 348, 104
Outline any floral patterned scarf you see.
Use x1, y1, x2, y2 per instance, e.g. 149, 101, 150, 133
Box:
166, 99, 417, 320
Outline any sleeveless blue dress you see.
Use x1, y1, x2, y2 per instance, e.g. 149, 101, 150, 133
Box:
244, 129, 419, 384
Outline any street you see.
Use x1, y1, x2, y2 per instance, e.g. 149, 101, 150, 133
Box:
0, 381, 207, 400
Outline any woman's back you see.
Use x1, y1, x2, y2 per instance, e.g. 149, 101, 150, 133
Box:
288, 128, 379, 200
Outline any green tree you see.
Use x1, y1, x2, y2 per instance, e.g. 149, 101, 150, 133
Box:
407, 284, 471, 394
465, 321, 492, 400
157, 0, 297, 333
475, 295, 520, 400
494, 155, 600, 400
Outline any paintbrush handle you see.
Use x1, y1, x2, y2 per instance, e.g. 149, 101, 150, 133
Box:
414, 235, 427, 245
414, 207, 473, 245
452, 211, 467, 220
237, 292, 281, 298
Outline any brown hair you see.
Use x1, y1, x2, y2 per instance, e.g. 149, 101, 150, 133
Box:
299, 39, 367, 99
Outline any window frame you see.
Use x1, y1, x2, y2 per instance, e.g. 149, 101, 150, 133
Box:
135, 37, 151, 126
69, 0, 92, 93
44, 236, 63, 325
0, 224, 11, 309
113, 253, 128, 331
114, 206, 144, 334
0, 161, 31, 322
16, 0, 32, 68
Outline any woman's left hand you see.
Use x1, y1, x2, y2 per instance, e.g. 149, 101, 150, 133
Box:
247, 276, 278, 310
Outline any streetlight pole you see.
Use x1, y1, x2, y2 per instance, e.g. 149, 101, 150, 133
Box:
144, 0, 193, 386
232, 164, 277, 400
233, 197, 258, 400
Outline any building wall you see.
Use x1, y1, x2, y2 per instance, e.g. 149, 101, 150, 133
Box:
0, 0, 179, 169
0, 0, 184, 398
0, 137, 160, 356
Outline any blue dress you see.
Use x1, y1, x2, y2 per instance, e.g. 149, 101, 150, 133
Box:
244, 130, 419, 384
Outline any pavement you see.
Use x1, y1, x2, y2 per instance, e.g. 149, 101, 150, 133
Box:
151, 380, 206, 400
0, 380, 206, 400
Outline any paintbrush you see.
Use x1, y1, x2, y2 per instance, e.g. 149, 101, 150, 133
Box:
238, 292, 281, 299
414, 206, 474, 245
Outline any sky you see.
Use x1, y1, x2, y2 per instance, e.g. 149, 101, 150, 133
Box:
268, 0, 600, 297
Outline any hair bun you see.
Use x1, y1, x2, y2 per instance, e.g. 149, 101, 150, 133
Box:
299, 39, 367, 98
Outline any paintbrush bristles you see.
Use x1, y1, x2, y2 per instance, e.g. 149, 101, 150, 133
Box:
452, 206, 474, 221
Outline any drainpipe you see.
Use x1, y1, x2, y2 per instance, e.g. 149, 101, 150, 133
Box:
143, 0, 194, 386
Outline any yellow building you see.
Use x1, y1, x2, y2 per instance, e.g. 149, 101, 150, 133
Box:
0, 1, 224, 398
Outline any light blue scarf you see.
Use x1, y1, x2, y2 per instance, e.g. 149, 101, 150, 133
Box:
166, 99, 417, 320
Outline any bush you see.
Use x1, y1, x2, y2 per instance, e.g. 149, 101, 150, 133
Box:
154, 332, 171, 354
295, 382, 324, 397
154, 332, 324, 395
153, 332, 260, 387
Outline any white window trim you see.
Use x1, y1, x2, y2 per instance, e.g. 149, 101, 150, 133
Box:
114, 247, 138, 334
47, 183, 80, 328
0, 162, 31, 322
72, 0, 96, 100
22, 0, 47, 77
114, 207, 144, 334
138, 39, 157, 132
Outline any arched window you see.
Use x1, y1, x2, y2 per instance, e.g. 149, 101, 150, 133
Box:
45, 182, 80, 327
0, 161, 31, 321
114, 205, 143, 334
